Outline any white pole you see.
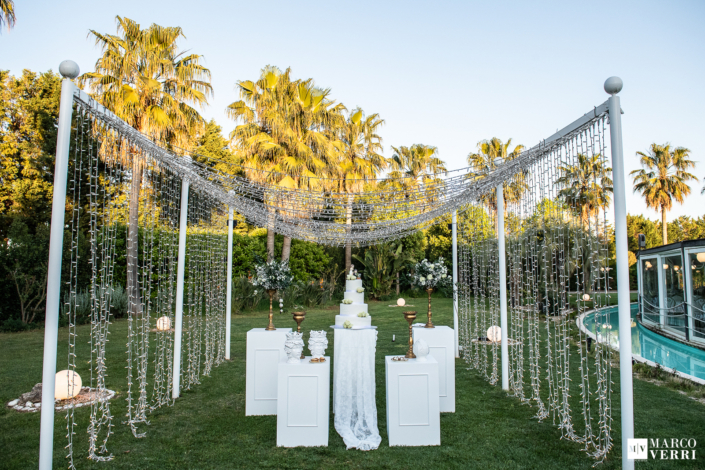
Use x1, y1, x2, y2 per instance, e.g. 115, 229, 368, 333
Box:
452, 210, 459, 358
39, 62, 79, 470
225, 207, 233, 360
497, 183, 509, 391
172, 174, 190, 399
605, 76, 634, 470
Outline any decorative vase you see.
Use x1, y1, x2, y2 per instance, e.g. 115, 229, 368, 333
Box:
292, 311, 306, 358
414, 338, 430, 362
308, 330, 328, 363
424, 288, 435, 328
266, 289, 277, 331
403, 311, 417, 358
284, 331, 304, 364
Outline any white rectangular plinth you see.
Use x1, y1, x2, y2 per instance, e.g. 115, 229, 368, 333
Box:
246, 328, 291, 416
277, 357, 330, 447
413, 326, 456, 412
385, 356, 440, 446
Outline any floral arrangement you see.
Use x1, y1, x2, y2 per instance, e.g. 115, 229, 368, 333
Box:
251, 260, 293, 291
356, 287, 364, 293
342, 299, 353, 305
357, 312, 368, 318
410, 258, 451, 290
343, 320, 353, 329
346, 274, 356, 280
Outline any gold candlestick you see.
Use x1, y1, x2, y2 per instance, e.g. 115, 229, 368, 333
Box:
292, 311, 306, 358
424, 288, 435, 328
266, 289, 277, 331
403, 311, 417, 358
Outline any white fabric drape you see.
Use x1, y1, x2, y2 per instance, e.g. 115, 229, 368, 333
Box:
333, 329, 381, 451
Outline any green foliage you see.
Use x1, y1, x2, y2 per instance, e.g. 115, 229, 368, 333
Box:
0, 219, 50, 324
353, 241, 415, 299
0, 69, 62, 237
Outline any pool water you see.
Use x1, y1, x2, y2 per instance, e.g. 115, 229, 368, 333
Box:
582, 304, 705, 381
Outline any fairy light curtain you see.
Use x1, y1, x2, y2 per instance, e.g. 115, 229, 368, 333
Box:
62, 99, 229, 466
458, 114, 614, 464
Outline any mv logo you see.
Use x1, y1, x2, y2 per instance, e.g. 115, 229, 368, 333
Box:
628, 439, 648, 460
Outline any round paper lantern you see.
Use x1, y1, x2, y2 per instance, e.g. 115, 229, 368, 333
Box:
156, 316, 171, 331
397, 298, 406, 307
582, 293, 591, 301
55, 370, 82, 400
674, 265, 680, 272
663, 264, 669, 270
698, 253, 705, 263
487, 325, 501, 343
645, 261, 652, 269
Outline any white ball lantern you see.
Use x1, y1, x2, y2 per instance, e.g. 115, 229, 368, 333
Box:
487, 325, 501, 343
397, 298, 406, 307
55, 370, 82, 400
156, 316, 171, 331
697, 253, 705, 263
582, 293, 591, 302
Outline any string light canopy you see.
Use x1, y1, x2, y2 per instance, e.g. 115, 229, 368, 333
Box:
72, 87, 609, 247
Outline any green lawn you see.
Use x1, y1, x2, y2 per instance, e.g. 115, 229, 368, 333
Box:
1, 297, 703, 469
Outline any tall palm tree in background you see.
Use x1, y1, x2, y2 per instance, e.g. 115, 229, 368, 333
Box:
631, 143, 696, 245
467, 138, 525, 215
80, 16, 212, 314
389, 144, 447, 195
228, 67, 341, 261
329, 107, 386, 271
0, 0, 15, 32
556, 153, 613, 226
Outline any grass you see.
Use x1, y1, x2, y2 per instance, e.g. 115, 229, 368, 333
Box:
1, 297, 704, 469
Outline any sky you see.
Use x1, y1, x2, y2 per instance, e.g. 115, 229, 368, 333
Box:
3, 0, 705, 222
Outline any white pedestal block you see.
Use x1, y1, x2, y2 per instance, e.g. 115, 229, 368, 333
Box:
246, 328, 291, 416
413, 325, 456, 412
385, 356, 440, 447
277, 357, 330, 447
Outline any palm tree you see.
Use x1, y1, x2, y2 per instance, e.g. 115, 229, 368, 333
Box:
389, 144, 447, 193
556, 153, 613, 226
0, 0, 15, 32
329, 107, 386, 271
228, 67, 341, 262
467, 138, 526, 214
631, 143, 696, 245
80, 16, 212, 314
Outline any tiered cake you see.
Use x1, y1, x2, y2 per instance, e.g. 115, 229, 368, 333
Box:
335, 279, 372, 328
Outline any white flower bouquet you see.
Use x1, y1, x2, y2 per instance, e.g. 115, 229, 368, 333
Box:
343, 320, 353, 329
251, 259, 294, 292
357, 312, 368, 318
342, 299, 353, 305
356, 287, 364, 293
346, 274, 356, 280
411, 258, 451, 290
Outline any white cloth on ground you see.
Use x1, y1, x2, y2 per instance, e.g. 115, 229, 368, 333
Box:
333, 328, 381, 451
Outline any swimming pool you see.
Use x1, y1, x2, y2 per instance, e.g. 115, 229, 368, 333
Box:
581, 304, 705, 382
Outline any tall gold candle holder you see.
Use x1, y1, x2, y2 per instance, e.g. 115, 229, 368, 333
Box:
266, 289, 277, 331
424, 288, 435, 328
292, 311, 306, 358
403, 311, 417, 358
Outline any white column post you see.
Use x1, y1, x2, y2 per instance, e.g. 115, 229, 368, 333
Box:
606, 76, 634, 470
452, 210, 459, 358
172, 174, 190, 399
497, 183, 509, 391
39, 61, 79, 470
225, 206, 233, 360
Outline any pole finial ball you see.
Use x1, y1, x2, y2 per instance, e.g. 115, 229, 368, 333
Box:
604, 76, 623, 95
59, 60, 80, 79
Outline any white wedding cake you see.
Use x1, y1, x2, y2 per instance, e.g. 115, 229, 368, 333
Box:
335, 278, 372, 328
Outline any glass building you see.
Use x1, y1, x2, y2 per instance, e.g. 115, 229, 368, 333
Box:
637, 239, 705, 345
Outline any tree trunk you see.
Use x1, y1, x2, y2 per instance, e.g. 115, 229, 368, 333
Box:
282, 236, 291, 262
345, 194, 353, 272
662, 207, 668, 245
267, 206, 275, 262
127, 156, 143, 316
396, 271, 400, 295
